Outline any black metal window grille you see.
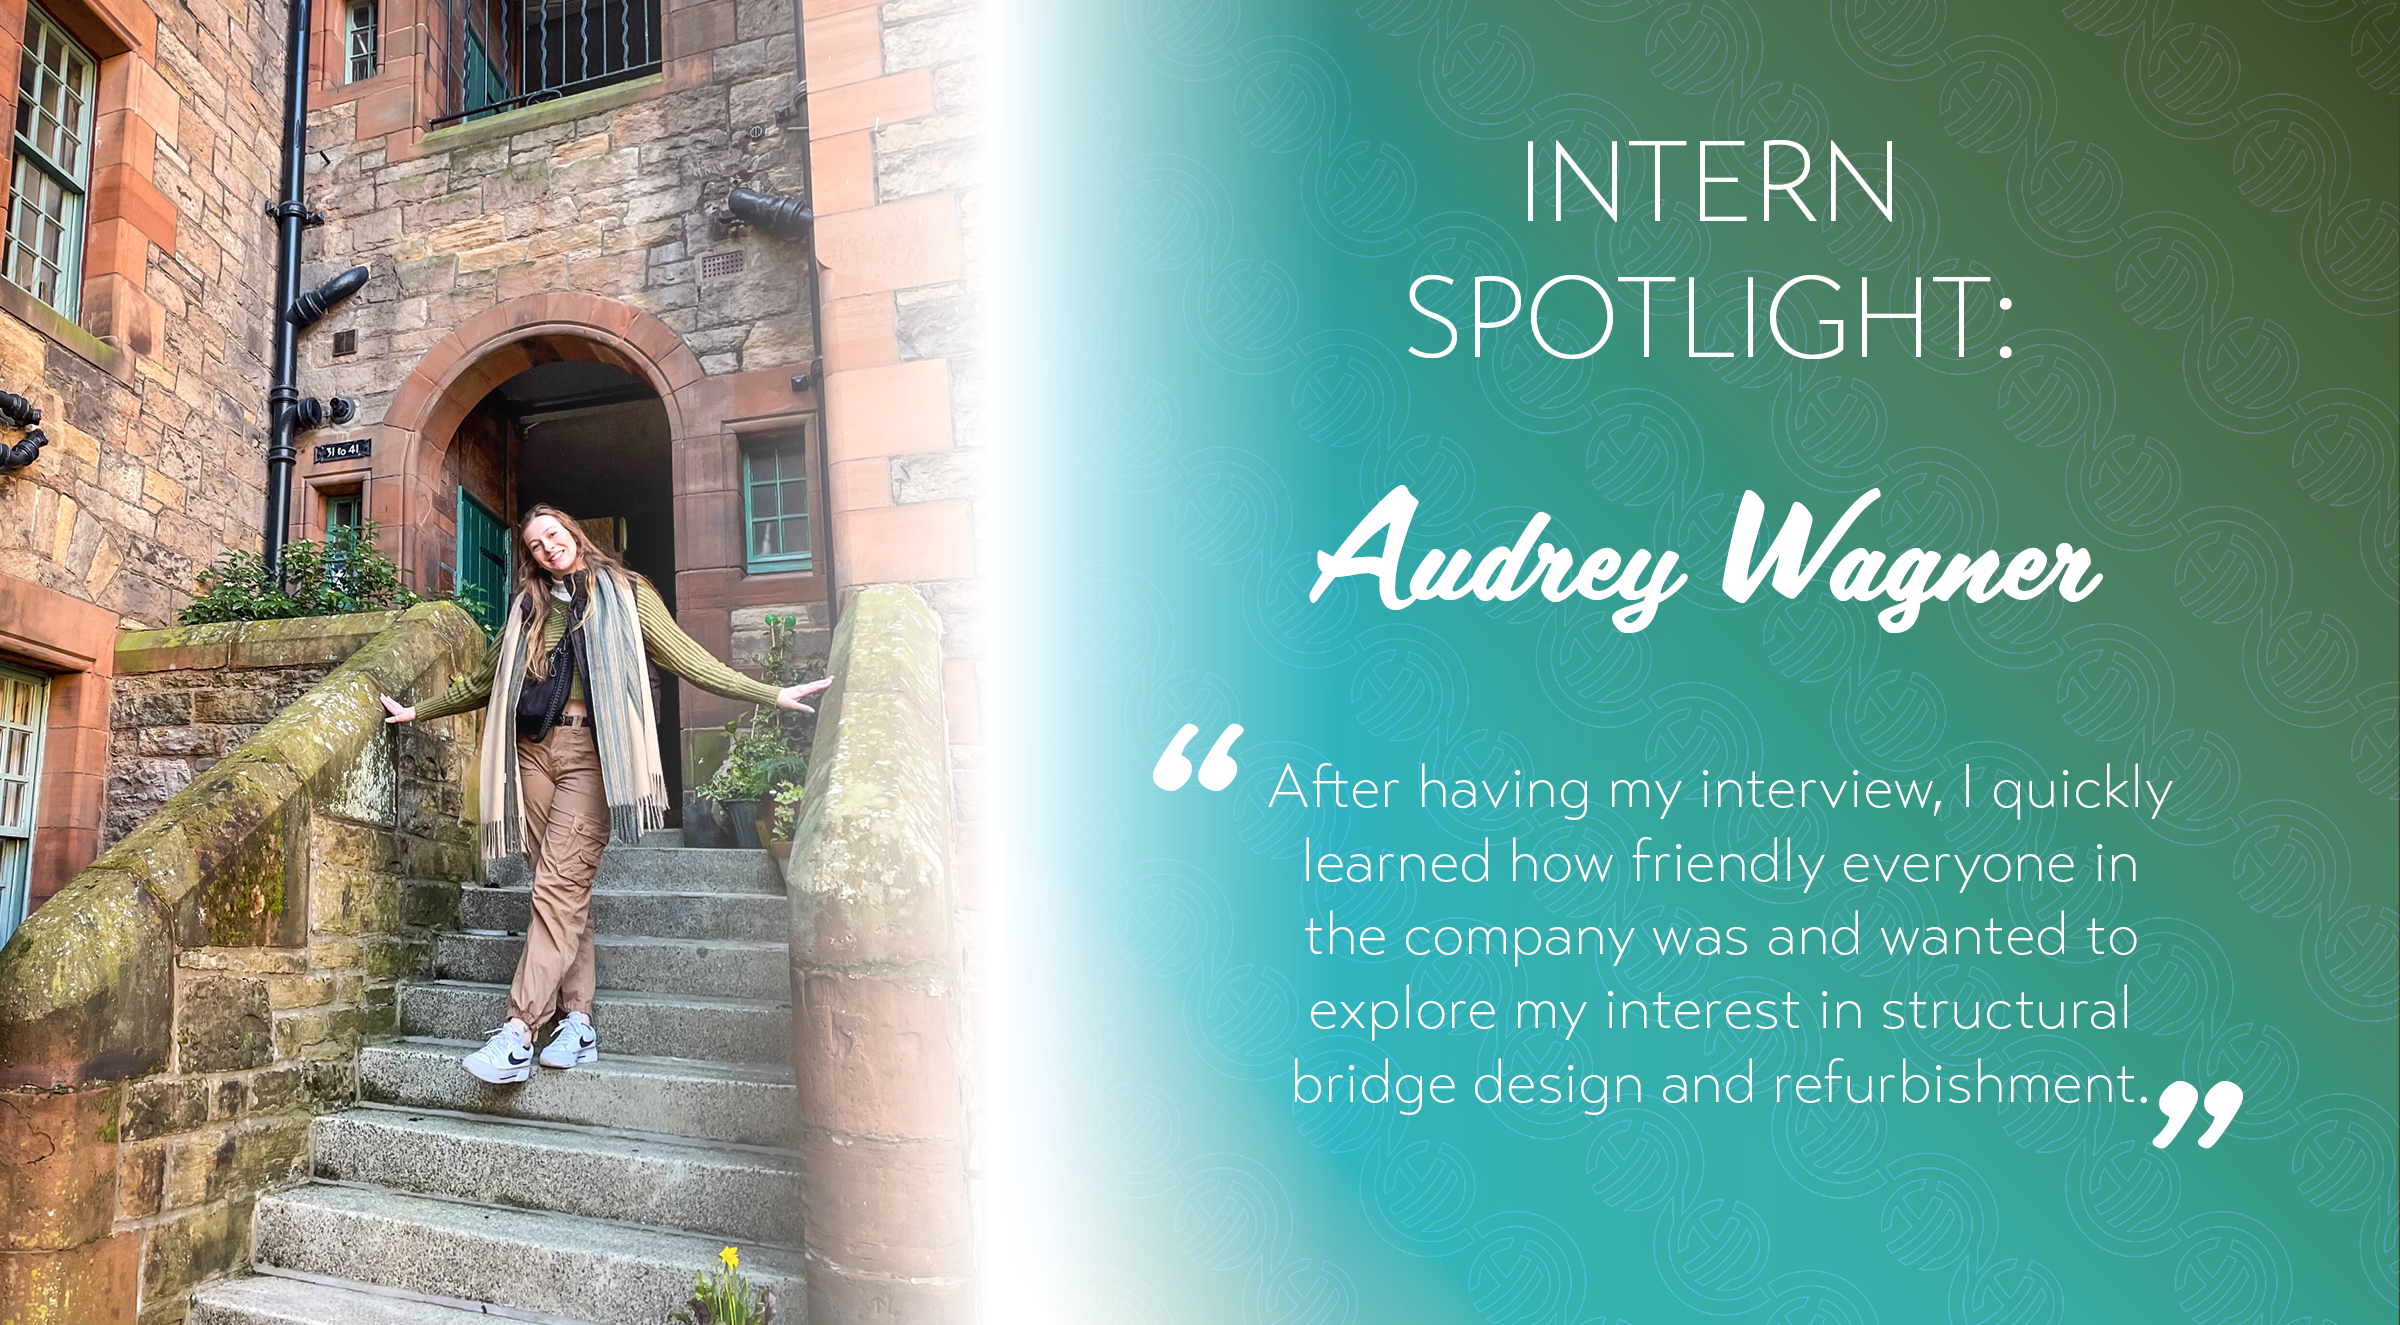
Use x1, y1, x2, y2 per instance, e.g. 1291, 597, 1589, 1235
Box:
431, 0, 660, 126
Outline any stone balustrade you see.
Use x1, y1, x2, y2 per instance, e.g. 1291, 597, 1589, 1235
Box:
0, 603, 485, 1323
785, 584, 973, 1319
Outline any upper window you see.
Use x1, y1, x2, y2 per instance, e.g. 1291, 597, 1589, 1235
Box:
345, 0, 378, 82
435, 0, 661, 126
742, 436, 812, 573
6, 8, 94, 318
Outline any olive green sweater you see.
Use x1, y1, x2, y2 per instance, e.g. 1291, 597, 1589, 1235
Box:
413, 578, 783, 721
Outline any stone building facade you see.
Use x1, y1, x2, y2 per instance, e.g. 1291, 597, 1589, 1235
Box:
0, 0, 988, 1314
0, 0, 292, 920
292, 0, 989, 810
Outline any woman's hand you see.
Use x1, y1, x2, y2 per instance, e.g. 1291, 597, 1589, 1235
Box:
775, 677, 834, 713
380, 695, 417, 724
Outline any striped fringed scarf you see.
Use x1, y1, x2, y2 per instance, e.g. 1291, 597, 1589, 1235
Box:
476, 569, 670, 861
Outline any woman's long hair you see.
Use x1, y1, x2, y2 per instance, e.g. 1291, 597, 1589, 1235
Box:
514, 504, 640, 679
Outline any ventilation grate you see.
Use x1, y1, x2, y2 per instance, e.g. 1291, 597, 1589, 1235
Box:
332, 329, 357, 356
702, 251, 746, 280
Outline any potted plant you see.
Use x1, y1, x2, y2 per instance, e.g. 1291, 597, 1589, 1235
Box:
692, 713, 805, 849
765, 781, 806, 860
692, 614, 824, 849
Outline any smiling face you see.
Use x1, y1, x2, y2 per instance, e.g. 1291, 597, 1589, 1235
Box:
522, 515, 583, 576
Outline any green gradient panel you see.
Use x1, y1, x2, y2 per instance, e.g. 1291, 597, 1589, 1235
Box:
1018, 3, 2396, 1322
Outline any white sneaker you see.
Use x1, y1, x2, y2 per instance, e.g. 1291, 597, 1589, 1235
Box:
463, 1021, 533, 1084
539, 1011, 597, 1068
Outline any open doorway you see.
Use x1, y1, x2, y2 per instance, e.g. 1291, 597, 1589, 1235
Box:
458, 360, 685, 815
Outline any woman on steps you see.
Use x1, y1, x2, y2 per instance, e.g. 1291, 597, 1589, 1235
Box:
380, 505, 829, 1085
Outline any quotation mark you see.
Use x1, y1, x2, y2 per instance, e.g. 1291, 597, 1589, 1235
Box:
1154, 723, 1242, 791
2152, 1080, 2243, 1148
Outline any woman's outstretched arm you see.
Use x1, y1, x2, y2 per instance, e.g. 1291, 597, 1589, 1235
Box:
633, 580, 831, 712
383, 633, 502, 723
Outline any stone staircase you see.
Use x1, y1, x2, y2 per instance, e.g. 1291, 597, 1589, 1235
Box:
188, 832, 805, 1324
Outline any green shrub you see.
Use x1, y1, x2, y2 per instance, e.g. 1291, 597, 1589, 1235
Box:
179, 522, 468, 625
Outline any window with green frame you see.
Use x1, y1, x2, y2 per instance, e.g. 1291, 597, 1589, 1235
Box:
6, 8, 95, 318
741, 435, 812, 573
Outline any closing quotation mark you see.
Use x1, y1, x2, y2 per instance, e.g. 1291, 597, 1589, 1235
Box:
2151, 1080, 2244, 1149
1153, 723, 1243, 791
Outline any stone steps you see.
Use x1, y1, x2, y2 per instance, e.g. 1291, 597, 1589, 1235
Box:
484, 845, 780, 894
188, 1273, 502, 1325
434, 931, 789, 999
357, 1039, 799, 1148
194, 831, 804, 1321
398, 980, 792, 1065
441, 884, 789, 941
245, 1182, 803, 1325
313, 1105, 802, 1246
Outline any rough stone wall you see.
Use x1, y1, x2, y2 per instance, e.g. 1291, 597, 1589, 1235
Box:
103, 612, 416, 848
303, 2, 818, 446
0, 0, 294, 630
0, 604, 484, 1324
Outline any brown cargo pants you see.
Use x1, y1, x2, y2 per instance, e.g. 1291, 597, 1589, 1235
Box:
507, 722, 610, 1032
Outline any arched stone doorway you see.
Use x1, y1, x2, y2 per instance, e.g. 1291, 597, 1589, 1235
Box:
305, 293, 830, 815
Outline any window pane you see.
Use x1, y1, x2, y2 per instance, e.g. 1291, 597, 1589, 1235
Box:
8, 10, 91, 317
2, 782, 20, 827
741, 439, 809, 567
348, 0, 378, 81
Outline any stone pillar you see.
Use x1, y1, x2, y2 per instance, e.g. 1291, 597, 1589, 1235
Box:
786, 585, 970, 1323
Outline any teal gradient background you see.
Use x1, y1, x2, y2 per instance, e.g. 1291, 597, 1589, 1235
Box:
1012, 3, 2397, 1322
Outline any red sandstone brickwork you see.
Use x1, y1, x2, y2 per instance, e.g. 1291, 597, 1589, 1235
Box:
803, 0, 986, 1315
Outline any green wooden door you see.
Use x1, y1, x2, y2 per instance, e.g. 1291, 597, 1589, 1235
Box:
0, 667, 48, 947
456, 490, 510, 635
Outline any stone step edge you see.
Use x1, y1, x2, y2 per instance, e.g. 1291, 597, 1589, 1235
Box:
376, 1036, 798, 1082
277, 1177, 808, 1256
379, 1034, 798, 1077
401, 979, 791, 1014
440, 885, 787, 900
340, 1100, 804, 1164
227, 1267, 596, 1325
439, 932, 790, 952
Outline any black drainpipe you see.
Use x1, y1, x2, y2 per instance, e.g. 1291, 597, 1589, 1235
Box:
780, 3, 836, 628
262, 0, 316, 579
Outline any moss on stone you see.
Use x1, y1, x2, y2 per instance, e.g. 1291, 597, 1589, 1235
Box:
0, 603, 487, 1087
786, 586, 957, 971
0, 870, 173, 1086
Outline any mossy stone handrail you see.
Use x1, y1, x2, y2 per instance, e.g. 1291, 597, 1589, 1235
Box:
0, 601, 486, 1088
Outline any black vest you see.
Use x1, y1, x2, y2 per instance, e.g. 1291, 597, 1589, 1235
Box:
514, 587, 590, 741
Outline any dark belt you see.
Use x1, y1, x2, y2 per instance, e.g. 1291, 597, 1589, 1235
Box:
551, 713, 593, 728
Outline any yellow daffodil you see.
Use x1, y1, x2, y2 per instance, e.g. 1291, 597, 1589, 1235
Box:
720, 1246, 740, 1273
